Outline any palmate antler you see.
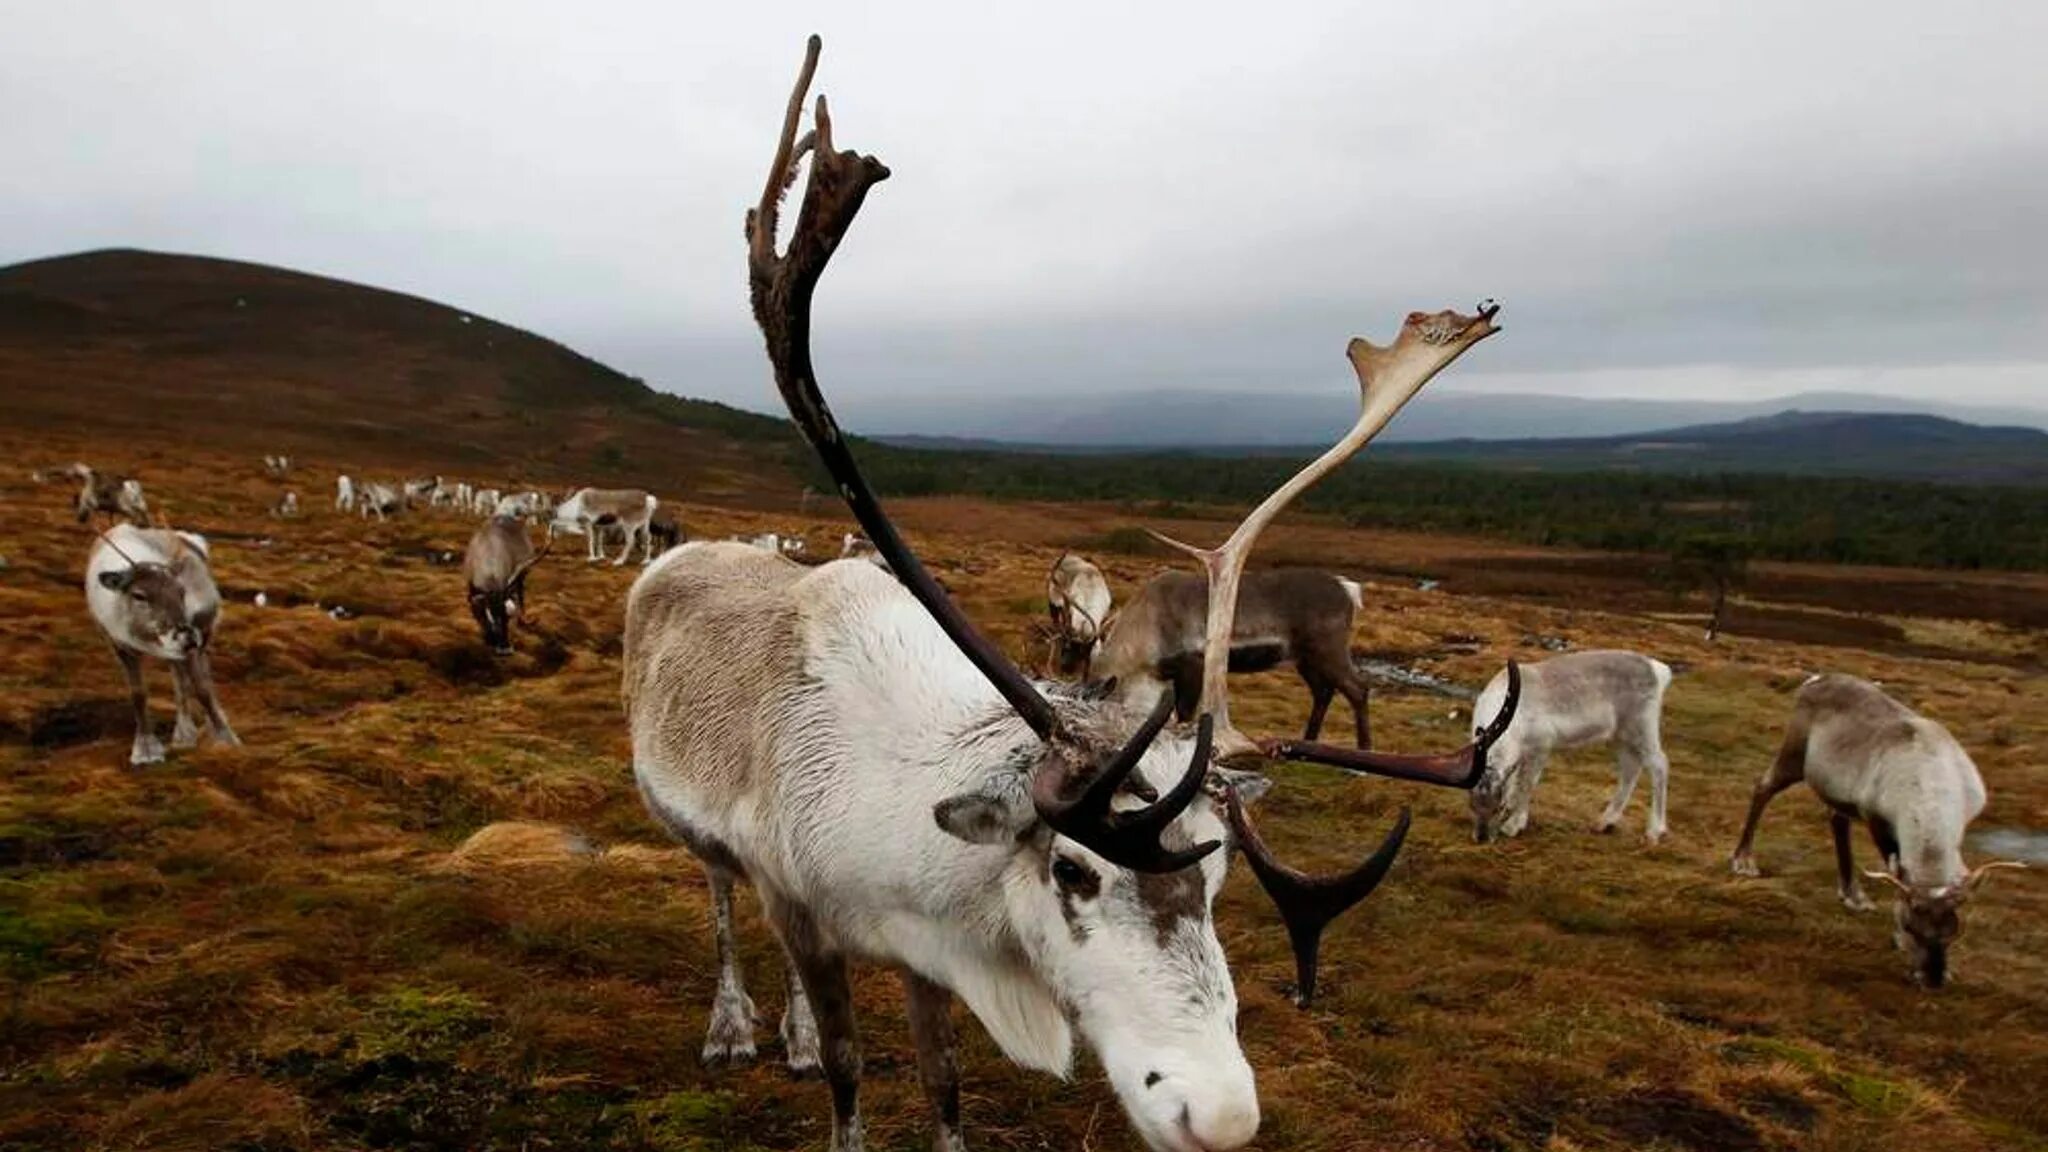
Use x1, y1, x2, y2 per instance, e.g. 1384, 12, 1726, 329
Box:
1145, 311, 1518, 1003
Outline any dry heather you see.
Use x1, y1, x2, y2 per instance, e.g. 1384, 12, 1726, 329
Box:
1, 433, 2044, 1152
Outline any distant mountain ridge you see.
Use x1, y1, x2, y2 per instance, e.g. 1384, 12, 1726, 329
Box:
881, 410, 2048, 484
852, 387, 2048, 447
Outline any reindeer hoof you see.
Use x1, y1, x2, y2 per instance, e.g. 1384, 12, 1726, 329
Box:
781, 1002, 823, 1077
702, 991, 760, 1067
130, 736, 167, 766
1592, 819, 1618, 836
1731, 855, 1761, 878
1841, 891, 1876, 913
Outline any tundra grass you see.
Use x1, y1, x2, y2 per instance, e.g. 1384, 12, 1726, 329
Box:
0, 433, 2043, 1150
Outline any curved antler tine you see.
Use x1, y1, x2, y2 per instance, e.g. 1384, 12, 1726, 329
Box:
1158, 305, 1502, 753
1261, 660, 1520, 788
1965, 860, 2027, 891
1119, 711, 1213, 837
1031, 700, 1221, 874
1229, 792, 1410, 1007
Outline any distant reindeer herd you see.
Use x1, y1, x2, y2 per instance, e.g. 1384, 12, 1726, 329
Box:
19, 34, 2029, 1152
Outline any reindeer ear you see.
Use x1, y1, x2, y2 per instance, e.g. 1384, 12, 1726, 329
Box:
98, 569, 135, 592
934, 774, 1036, 846
1208, 766, 1273, 807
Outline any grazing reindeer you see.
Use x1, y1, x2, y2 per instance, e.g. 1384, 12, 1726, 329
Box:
494, 490, 544, 519
1731, 674, 2023, 987
1466, 650, 1673, 844
624, 40, 1512, 1151
648, 510, 684, 555
270, 491, 300, 519
357, 482, 403, 521
555, 487, 658, 565
463, 516, 549, 654
1093, 568, 1374, 748
262, 454, 291, 478
85, 525, 239, 765
335, 475, 356, 513
402, 475, 442, 508
1045, 553, 1113, 677
471, 487, 500, 516
61, 464, 153, 526
452, 481, 474, 509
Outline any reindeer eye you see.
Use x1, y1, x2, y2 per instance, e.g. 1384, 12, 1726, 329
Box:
1051, 856, 1099, 898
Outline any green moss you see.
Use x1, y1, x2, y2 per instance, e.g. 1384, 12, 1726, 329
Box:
1724, 1037, 1918, 1118
629, 1090, 778, 1152
362, 985, 493, 1058
0, 878, 110, 978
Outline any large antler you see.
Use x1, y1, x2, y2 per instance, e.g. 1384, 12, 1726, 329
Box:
1153, 306, 1503, 761
746, 38, 1211, 875
745, 36, 1059, 740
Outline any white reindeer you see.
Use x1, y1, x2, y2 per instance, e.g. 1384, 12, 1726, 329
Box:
622, 43, 1513, 1151
271, 491, 300, 519
472, 487, 501, 516
553, 487, 658, 565
85, 525, 239, 765
1466, 650, 1674, 844
1731, 674, 2024, 987
494, 491, 545, 519
335, 475, 356, 513
1044, 552, 1112, 675
357, 481, 403, 521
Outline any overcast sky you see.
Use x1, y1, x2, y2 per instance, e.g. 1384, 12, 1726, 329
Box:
4, 1, 2045, 426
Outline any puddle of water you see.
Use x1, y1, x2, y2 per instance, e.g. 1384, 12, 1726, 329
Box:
1969, 827, 2048, 865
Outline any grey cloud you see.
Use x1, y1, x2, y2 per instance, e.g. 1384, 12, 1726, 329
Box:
4, 1, 2045, 418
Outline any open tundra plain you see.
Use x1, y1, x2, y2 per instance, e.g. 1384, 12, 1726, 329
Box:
1, 429, 2044, 1152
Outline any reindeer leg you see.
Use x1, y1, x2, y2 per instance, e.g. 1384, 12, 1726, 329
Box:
114, 646, 163, 766
902, 968, 965, 1152
701, 867, 761, 1065
1339, 667, 1372, 751
781, 953, 822, 1076
1833, 812, 1874, 911
1596, 741, 1643, 836
1300, 677, 1334, 743
169, 662, 203, 748
1732, 730, 1806, 877
779, 905, 864, 1152
185, 651, 239, 747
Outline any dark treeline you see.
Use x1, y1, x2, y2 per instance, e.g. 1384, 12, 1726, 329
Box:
834, 443, 2048, 572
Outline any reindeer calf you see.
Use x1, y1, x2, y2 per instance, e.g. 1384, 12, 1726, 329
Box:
1731, 673, 2023, 987
86, 526, 238, 765
1467, 650, 1673, 844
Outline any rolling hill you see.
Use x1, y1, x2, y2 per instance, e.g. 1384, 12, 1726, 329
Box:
1367, 410, 2048, 483
0, 248, 801, 501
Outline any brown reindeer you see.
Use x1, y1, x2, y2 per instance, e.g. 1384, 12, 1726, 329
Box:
1093, 567, 1374, 748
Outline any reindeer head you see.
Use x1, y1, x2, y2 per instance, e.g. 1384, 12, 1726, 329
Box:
97, 532, 210, 659
743, 37, 1511, 1150
1866, 861, 2025, 987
